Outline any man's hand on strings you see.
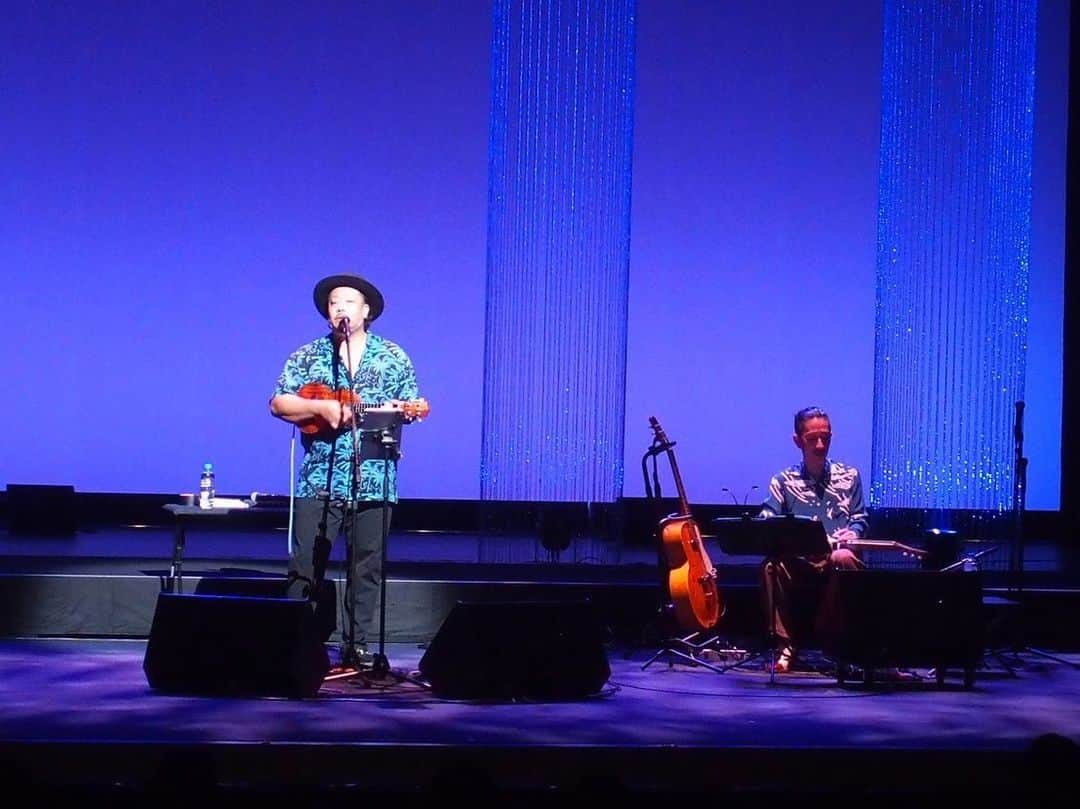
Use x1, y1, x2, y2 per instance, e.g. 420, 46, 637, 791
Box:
831, 527, 859, 546
321, 399, 354, 430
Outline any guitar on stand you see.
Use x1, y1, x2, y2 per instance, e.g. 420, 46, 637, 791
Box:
641, 417, 728, 673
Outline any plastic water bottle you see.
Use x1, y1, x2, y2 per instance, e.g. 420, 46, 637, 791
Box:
198, 463, 215, 509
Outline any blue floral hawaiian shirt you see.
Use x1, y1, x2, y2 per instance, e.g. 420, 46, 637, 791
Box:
272, 333, 419, 502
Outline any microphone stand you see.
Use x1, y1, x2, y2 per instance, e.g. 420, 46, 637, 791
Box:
328, 318, 367, 679
721, 485, 761, 515
1010, 401, 1026, 596
306, 329, 345, 648
1006, 401, 1077, 668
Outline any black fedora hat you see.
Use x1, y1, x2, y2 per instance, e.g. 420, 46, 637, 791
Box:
313, 274, 385, 322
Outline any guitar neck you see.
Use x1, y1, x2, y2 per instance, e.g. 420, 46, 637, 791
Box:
647, 416, 693, 518
836, 538, 927, 558
665, 450, 692, 518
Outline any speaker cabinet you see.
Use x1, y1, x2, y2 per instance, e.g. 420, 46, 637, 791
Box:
5, 484, 76, 535
418, 600, 611, 700
143, 592, 329, 698
820, 570, 984, 682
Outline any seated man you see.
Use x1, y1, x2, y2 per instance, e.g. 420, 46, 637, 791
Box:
759, 406, 865, 673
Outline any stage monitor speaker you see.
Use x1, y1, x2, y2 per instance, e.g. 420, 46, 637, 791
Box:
5, 483, 76, 536
143, 592, 329, 698
820, 569, 985, 671
418, 600, 611, 700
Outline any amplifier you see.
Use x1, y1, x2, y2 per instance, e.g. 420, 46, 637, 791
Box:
819, 569, 984, 687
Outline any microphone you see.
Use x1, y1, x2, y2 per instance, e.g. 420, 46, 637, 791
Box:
336, 317, 351, 337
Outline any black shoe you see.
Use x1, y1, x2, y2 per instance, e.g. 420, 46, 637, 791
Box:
339, 644, 374, 669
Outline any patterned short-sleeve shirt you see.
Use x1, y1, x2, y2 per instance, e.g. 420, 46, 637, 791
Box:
272, 332, 420, 501
759, 459, 869, 540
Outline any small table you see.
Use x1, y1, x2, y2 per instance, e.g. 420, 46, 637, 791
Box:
161, 503, 269, 593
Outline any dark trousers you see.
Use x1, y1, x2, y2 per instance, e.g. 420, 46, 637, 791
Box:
287, 497, 392, 649
761, 548, 863, 647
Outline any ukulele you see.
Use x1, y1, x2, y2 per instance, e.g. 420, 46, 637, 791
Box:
294, 382, 430, 435
649, 416, 723, 633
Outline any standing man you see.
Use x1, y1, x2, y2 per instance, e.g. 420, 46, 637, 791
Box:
759, 406, 866, 673
270, 273, 420, 669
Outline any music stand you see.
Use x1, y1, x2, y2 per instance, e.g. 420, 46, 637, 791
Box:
711, 514, 831, 683
331, 408, 424, 688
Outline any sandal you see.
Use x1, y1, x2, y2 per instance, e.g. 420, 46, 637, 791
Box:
773, 644, 797, 674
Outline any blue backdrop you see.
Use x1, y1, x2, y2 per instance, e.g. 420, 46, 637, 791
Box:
0, 1, 1068, 509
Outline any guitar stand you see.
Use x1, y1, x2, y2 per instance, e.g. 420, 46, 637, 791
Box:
642, 630, 737, 674
639, 419, 732, 676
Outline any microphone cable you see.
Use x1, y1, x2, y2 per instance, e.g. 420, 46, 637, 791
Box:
287, 424, 297, 555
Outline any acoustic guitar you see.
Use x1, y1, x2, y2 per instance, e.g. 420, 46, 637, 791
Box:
649, 416, 723, 633
294, 382, 430, 435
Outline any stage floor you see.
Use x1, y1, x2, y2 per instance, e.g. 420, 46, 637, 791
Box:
1, 637, 1079, 802
2, 519, 1080, 801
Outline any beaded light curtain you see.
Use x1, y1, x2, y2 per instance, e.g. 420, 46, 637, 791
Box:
481, 0, 636, 502
872, 0, 1036, 510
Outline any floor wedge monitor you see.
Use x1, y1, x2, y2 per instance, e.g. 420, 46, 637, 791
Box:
418, 599, 611, 700
143, 592, 329, 698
